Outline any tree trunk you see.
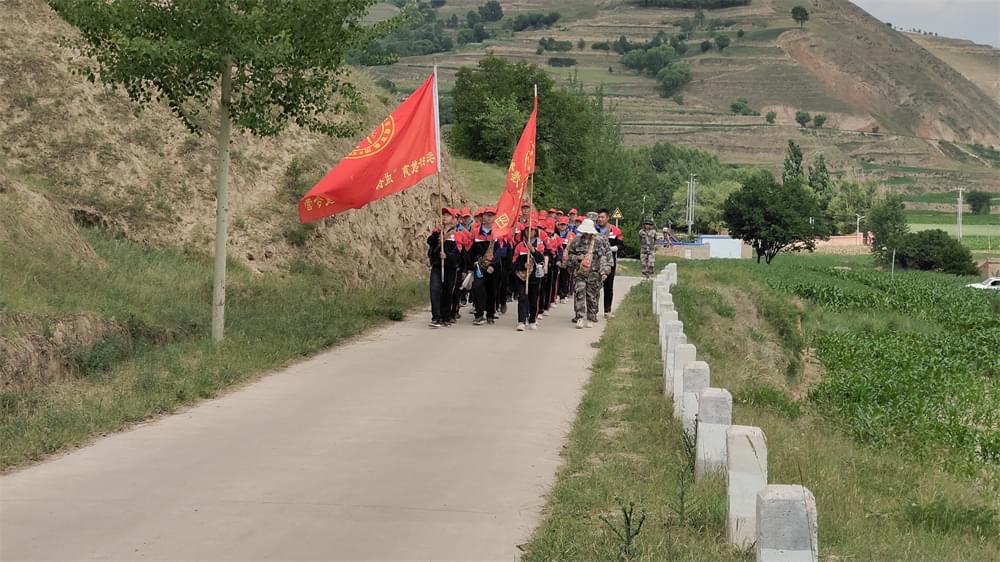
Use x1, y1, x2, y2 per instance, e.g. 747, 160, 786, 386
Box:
211, 56, 234, 344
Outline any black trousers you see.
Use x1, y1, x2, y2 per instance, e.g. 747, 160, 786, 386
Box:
430, 265, 457, 322
473, 270, 498, 319
603, 264, 617, 313
539, 270, 551, 312
516, 279, 540, 324
558, 266, 572, 299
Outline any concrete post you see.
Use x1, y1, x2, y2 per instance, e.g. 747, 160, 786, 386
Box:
680, 361, 710, 434
695, 388, 732, 480
727, 425, 768, 549
664, 333, 686, 398
756, 485, 818, 562
660, 317, 680, 362
672, 344, 697, 415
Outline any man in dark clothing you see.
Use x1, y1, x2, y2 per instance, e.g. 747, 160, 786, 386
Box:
470, 208, 502, 325
596, 208, 624, 319
513, 235, 545, 331
427, 208, 460, 328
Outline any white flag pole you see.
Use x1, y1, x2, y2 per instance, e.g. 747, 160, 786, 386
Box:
433, 64, 444, 277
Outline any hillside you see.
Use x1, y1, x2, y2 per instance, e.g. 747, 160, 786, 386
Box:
909, 33, 1000, 106
372, 0, 1000, 194
0, 0, 466, 285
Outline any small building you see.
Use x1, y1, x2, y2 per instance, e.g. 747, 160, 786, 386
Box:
979, 258, 1000, 277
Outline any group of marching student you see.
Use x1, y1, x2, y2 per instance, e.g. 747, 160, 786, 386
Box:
428, 205, 623, 331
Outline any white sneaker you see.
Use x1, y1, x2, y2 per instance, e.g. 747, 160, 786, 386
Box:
586, 321, 594, 328
529, 323, 538, 330
576, 319, 585, 329
605, 312, 615, 319
551, 302, 558, 309
517, 323, 525, 331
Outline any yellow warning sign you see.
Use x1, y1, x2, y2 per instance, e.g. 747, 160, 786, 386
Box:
611, 208, 624, 220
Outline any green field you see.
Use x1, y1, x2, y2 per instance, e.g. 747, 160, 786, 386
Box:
451, 156, 505, 205
524, 258, 999, 560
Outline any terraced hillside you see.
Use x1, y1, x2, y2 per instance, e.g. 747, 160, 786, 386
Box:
372, 0, 1000, 194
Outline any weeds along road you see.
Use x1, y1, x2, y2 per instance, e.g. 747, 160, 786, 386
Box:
1, 278, 639, 561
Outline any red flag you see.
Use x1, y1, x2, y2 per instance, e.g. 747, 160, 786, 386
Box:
492, 96, 538, 237
299, 73, 440, 224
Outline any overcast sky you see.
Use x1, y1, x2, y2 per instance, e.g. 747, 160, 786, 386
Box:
850, 0, 999, 46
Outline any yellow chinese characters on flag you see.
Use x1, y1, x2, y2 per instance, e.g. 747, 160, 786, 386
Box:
298, 73, 439, 224
492, 96, 538, 236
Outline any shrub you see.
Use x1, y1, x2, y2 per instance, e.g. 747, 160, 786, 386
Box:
896, 229, 978, 275
547, 57, 577, 67
591, 41, 611, 51
700, 40, 713, 52
813, 114, 827, 128
656, 64, 692, 97
795, 111, 811, 127
730, 97, 758, 116
512, 12, 560, 32
766, 111, 777, 124
715, 34, 731, 51
967, 191, 993, 215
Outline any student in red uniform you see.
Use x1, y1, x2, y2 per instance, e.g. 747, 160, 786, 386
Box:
555, 216, 575, 302
546, 222, 565, 308
427, 208, 460, 328
595, 208, 624, 319
567, 209, 579, 233
470, 208, 502, 325
513, 234, 544, 331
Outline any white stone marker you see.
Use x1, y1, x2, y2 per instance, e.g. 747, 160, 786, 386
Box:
664, 332, 686, 397
660, 317, 680, 362
672, 344, 697, 414
756, 485, 818, 562
727, 425, 768, 549
695, 387, 732, 480
680, 361, 710, 434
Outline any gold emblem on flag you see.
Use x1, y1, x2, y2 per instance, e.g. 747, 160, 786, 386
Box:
346, 117, 397, 159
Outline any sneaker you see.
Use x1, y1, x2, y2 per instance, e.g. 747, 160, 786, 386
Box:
550, 302, 558, 309
517, 323, 526, 331
576, 319, 585, 329
586, 321, 595, 328
529, 323, 538, 330
487, 317, 496, 325
605, 312, 615, 319
500, 303, 507, 314
429, 320, 444, 328
473, 318, 486, 326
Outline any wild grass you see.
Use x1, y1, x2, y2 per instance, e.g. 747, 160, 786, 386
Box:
0, 229, 424, 469
451, 156, 505, 205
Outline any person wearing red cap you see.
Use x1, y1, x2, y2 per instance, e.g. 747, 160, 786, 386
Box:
567, 209, 579, 233
555, 216, 576, 302
427, 208, 460, 328
596, 208, 624, 319
470, 207, 502, 325
512, 234, 544, 331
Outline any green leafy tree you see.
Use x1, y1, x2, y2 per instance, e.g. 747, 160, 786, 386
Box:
813, 114, 827, 128
669, 180, 741, 233
897, 230, 979, 275
577, 38, 587, 50
656, 64, 692, 97
49, 0, 398, 343
868, 195, 909, 264
700, 40, 713, 53
795, 111, 811, 127
478, 0, 503, 22
766, 111, 777, 124
967, 190, 993, 214
808, 153, 832, 206
730, 98, 757, 115
723, 173, 827, 264
466, 10, 481, 28
782, 140, 804, 185
715, 34, 731, 51
827, 180, 877, 234
694, 8, 706, 29
792, 6, 810, 29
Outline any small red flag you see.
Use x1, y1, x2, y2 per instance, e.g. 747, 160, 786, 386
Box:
299, 73, 440, 224
492, 96, 538, 237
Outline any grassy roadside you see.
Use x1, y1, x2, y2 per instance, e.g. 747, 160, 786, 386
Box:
1, 229, 425, 470
523, 270, 999, 561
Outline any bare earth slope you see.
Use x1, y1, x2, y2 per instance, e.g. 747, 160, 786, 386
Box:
910, 34, 1000, 107
0, 0, 466, 284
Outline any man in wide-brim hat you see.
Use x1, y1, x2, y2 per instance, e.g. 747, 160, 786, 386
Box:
564, 219, 613, 329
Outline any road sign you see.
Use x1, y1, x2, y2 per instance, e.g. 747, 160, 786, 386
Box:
611, 208, 623, 220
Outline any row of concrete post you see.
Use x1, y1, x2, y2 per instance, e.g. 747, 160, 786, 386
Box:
654, 264, 818, 561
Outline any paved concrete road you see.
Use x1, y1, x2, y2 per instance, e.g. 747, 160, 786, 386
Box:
1, 278, 639, 561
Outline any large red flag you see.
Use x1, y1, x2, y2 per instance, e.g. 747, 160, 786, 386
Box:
492, 96, 537, 237
299, 72, 440, 224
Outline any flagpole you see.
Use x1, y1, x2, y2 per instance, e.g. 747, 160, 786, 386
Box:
526, 84, 537, 297
433, 63, 445, 278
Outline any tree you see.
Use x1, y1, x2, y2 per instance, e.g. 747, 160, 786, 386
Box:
967, 190, 993, 215
694, 8, 706, 29
828, 180, 877, 234
447, 14, 460, 28
737, 29, 745, 38
783, 140, 804, 185
700, 40, 713, 53
723, 173, 826, 264
669, 180, 741, 233
813, 114, 827, 128
808, 153, 832, 206
577, 38, 587, 50
478, 0, 503, 22
868, 195, 909, 264
897, 230, 978, 275
466, 10, 481, 28
471, 23, 490, 42
795, 111, 811, 128
766, 111, 777, 124
50, 0, 397, 343
656, 64, 692, 97
730, 98, 757, 115
792, 6, 810, 29
715, 34, 731, 51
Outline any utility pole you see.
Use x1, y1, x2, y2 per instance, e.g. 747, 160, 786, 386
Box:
957, 188, 964, 240
855, 214, 864, 245
686, 174, 697, 237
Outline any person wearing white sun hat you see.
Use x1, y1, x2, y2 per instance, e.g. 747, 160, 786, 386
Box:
564, 218, 613, 329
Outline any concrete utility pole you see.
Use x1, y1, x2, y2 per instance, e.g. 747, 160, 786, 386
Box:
957, 188, 964, 240
855, 214, 865, 245
686, 174, 698, 237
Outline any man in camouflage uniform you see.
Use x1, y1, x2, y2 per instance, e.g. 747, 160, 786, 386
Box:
565, 218, 613, 329
639, 218, 658, 277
